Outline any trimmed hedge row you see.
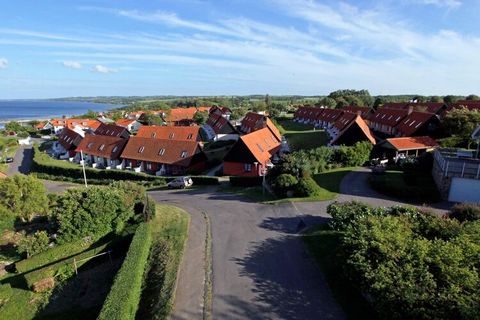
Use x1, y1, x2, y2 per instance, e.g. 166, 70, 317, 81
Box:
0, 284, 12, 302
229, 176, 263, 187
31, 145, 167, 185
191, 176, 219, 185
98, 223, 152, 320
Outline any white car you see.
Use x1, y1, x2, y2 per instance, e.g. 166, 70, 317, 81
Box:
167, 176, 193, 189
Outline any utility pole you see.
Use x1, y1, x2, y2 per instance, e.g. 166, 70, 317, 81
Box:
80, 150, 88, 188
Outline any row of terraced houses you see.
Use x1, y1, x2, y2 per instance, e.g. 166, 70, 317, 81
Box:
47, 106, 286, 177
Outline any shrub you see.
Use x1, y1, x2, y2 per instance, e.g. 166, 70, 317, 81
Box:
450, 203, 480, 222
144, 196, 156, 222
53, 186, 133, 243
109, 181, 146, 210
190, 176, 220, 185
295, 177, 322, 197
98, 223, 152, 320
17, 231, 50, 258
273, 174, 298, 196
229, 176, 263, 187
328, 201, 381, 230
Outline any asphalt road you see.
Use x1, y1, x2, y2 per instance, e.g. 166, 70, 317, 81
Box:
6, 145, 33, 176
150, 188, 345, 320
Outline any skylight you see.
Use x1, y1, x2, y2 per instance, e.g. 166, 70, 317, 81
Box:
158, 148, 165, 156
138, 146, 145, 153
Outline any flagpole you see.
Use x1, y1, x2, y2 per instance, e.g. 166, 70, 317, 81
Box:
80, 150, 88, 188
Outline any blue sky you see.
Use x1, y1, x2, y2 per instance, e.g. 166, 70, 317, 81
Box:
1, 0, 479, 98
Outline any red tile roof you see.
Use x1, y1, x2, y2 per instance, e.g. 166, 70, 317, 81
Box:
370, 108, 408, 127
266, 118, 282, 142
294, 106, 323, 120
394, 112, 438, 136
120, 136, 202, 167
241, 112, 267, 133
50, 118, 101, 131
385, 136, 438, 151
317, 108, 343, 123
115, 119, 137, 127
332, 115, 376, 145
449, 100, 480, 111
382, 102, 446, 114
75, 134, 127, 159
333, 112, 357, 131
136, 125, 200, 141
342, 105, 373, 118
94, 123, 129, 137
58, 128, 83, 150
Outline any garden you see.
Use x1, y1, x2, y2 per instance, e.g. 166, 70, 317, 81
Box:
274, 117, 329, 151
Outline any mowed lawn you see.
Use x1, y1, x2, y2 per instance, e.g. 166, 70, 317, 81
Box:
275, 119, 328, 151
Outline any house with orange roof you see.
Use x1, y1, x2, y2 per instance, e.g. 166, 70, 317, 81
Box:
136, 125, 202, 142
46, 118, 101, 134
373, 136, 438, 163
115, 118, 141, 132
119, 136, 206, 175
76, 134, 128, 169
329, 114, 376, 146
223, 127, 281, 176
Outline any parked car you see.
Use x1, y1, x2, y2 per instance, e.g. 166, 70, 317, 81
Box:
5, 157, 13, 163
167, 176, 193, 189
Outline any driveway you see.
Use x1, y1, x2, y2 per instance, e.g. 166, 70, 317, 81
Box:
6, 145, 33, 176
149, 188, 344, 320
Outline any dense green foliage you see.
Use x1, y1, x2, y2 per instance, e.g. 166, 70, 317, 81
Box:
0, 284, 13, 303
326, 202, 480, 319
0, 175, 49, 221
273, 173, 298, 196
295, 177, 322, 197
17, 231, 50, 258
193, 110, 208, 124
98, 223, 152, 320
53, 186, 133, 243
327, 89, 374, 108
190, 176, 220, 185
443, 108, 480, 148
229, 176, 263, 187
449, 203, 480, 222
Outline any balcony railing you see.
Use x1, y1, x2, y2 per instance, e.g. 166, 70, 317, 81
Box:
434, 149, 480, 180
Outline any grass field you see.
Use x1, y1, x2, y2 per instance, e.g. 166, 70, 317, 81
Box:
268, 167, 356, 204
275, 119, 328, 151
136, 205, 190, 320
302, 224, 376, 320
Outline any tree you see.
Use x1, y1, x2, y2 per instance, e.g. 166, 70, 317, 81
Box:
53, 186, 133, 243
193, 111, 209, 125
231, 107, 248, 120
318, 97, 337, 108
273, 174, 298, 196
17, 231, 50, 258
443, 108, 480, 148
443, 95, 459, 104
373, 97, 384, 110
5, 121, 23, 133
0, 175, 48, 222
465, 94, 480, 101
143, 112, 164, 126
430, 96, 443, 103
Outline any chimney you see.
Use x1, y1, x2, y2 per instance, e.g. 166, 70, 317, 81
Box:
407, 105, 414, 115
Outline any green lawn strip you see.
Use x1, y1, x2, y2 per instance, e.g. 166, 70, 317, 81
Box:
0, 283, 44, 319
136, 205, 190, 320
369, 170, 441, 202
275, 119, 329, 151
267, 167, 356, 204
302, 224, 376, 320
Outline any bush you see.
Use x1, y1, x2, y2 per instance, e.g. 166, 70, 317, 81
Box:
98, 223, 152, 320
17, 231, 50, 258
328, 201, 381, 230
144, 196, 156, 222
450, 203, 480, 222
190, 176, 220, 185
273, 174, 298, 196
295, 177, 322, 197
229, 176, 263, 187
53, 186, 134, 244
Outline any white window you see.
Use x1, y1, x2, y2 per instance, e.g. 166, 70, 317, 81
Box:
169, 133, 174, 139
138, 146, 145, 153
187, 133, 193, 140
112, 146, 118, 153
180, 150, 188, 158
152, 132, 156, 138
87, 142, 94, 148
98, 144, 105, 151
146, 162, 152, 170
244, 163, 252, 172
158, 148, 165, 156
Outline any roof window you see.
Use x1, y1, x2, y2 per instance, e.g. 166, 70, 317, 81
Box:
138, 146, 145, 153
158, 148, 165, 156
180, 150, 188, 158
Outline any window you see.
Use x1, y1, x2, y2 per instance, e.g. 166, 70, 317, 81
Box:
169, 133, 174, 139
87, 142, 94, 148
244, 163, 252, 172
138, 146, 145, 153
158, 148, 165, 156
112, 146, 118, 153
187, 133, 193, 140
146, 162, 152, 170
151, 132, 156, 138
98, 144, 105, 151
256, 143, 264, 153
180, 150, 188, 158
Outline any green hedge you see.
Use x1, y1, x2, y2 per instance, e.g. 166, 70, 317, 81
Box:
190, 176, 219, 185
229, 176, 263, 187
22, 240, 112, 289
31, 145, 167, 185
0, 284, 12, 302
98, 223, 152, 320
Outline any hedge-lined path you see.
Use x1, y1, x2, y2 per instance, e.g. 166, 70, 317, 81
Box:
149, 187, 345, 320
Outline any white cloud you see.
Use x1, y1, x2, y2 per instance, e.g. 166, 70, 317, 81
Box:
0, 58, 7, 69
62, 61, 82, 69
414, 0, 461, 8
93, 65, 117, 74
